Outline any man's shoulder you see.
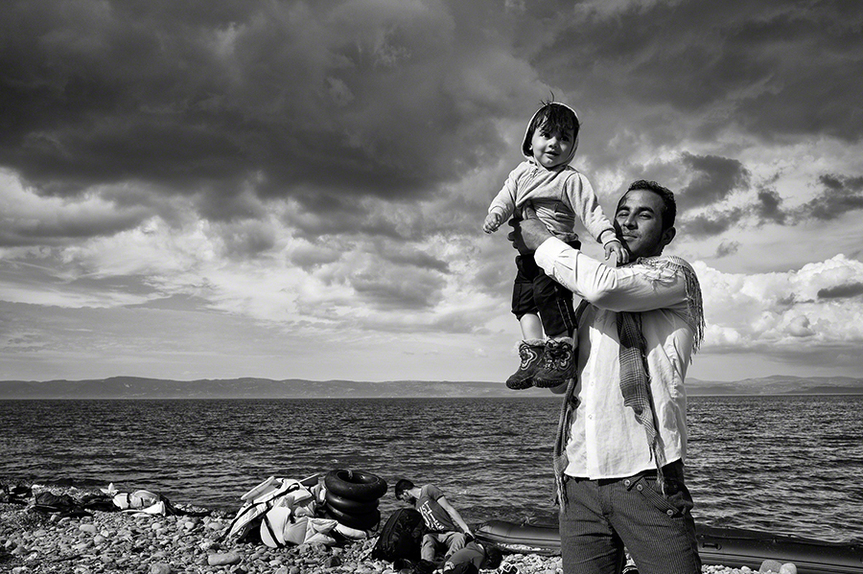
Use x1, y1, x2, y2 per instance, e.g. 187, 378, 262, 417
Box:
421, 484, 443, 498
634, 255, 697, 277
634, 256, 705, 349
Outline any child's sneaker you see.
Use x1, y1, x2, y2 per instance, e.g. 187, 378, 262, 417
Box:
533, 337, 575, 388
506, 339, 545, 389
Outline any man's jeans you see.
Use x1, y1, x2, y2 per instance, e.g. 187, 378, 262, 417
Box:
421, 530, 467, 562
559, 460, 701, 574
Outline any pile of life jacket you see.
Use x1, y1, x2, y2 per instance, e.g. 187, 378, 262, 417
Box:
223, 475, 340, 547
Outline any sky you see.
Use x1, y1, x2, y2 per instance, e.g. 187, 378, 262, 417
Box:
1, 0, 862, 384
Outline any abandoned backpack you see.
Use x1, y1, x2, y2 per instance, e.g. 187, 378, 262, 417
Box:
371, 507, 427, 562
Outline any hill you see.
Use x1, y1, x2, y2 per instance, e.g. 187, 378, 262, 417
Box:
686, 374, 863, 396
0, 374, 861, 399
0, 376, 548, 399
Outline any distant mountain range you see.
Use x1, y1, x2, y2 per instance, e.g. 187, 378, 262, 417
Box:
0, 374, 862, 399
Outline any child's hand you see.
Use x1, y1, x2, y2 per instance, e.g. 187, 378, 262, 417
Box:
483, 213, 502, 234
605, 240, 629, 266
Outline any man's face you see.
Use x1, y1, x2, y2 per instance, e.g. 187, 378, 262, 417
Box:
398, 491, 416, 505
614, 188, 675, 259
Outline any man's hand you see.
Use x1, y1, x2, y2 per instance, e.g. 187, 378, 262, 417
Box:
507, 216, 552, 255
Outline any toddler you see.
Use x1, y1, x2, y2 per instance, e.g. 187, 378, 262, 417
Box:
484, 101, 627, 389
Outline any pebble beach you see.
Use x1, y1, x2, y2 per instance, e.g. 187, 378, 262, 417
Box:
0, 486, 765, 574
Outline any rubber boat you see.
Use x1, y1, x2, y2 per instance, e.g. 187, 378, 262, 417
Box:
474, 520, 863, 574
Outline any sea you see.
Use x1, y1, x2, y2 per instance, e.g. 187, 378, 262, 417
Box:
1, 395, 861, 545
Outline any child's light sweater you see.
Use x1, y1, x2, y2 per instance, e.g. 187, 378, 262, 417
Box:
487, 159, 617, 246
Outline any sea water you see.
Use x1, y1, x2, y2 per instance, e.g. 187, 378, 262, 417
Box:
0, 395, 861, 544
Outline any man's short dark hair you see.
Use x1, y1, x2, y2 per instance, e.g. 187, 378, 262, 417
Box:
394, 479, 414, 499
626, 179, 676, 231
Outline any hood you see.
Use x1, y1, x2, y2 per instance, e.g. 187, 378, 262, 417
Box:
521, 102, 580, 167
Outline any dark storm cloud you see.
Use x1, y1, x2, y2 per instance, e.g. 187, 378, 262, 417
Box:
680, 208, 745, 237
5, 0, 862, 247
533, 1, 863, 153
350, 269, 446, 311
818, 282, 863, 299
715, 241, 741, 258
679, 153, 750, 208
0, 205, 150, 247
285, 200, 416, 241
381, 249, 450, 274
219, 221, 277, 258
679, 170, 863, 237
753, 189, 786, 225
0, 0, 514, 214
798, 174, 863, 221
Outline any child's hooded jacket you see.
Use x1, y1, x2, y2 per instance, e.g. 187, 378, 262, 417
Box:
488, 103, 616, 246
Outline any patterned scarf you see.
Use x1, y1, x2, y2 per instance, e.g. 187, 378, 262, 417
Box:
554, 256, 704, 505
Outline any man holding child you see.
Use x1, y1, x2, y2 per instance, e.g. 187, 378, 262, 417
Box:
509, 180, 705, 574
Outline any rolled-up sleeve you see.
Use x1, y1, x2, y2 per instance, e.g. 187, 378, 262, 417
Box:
533, 237, 688, 313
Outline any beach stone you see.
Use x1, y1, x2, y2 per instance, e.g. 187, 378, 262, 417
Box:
208, 551, 242, 566
149, 563, 173, 574
79, 523, 98, 534
780, 563, 797, 574
760, 559, 783, 573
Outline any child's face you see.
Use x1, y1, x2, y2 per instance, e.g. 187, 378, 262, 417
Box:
529, 122, 575, 169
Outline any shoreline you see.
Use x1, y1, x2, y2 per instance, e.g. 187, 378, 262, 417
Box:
0, 484, 752, 574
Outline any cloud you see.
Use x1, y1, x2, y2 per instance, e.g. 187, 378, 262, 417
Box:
786, 315, 814, 338
799, 174, 863, 221
698, 255, 863, 359
0, 171, 151, 247
673, 168, 863, 239
749, 188, 784, 225
818, 282, 863, 300
0, 0, 541, 218
680, 208, 745, 237
715, 240, 740, 258
3, 0, 863, 382
678, 153, 750, 208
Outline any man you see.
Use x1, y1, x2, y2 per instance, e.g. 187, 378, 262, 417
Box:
394, 479, 473, 564
510, 180, 704, 574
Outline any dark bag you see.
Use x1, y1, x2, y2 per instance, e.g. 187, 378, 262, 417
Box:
32, 491, 91, 517
371, 508, 427, 562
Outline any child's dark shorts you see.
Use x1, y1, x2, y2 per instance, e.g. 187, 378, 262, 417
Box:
511, 239, 581, 337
